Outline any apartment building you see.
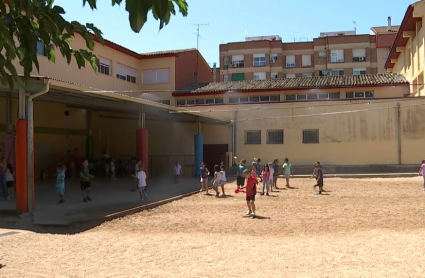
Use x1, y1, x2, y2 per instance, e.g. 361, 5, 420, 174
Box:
371, 17, 400, 73
220, 20, 400, 82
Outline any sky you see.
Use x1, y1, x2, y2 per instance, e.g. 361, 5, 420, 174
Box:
55, 0, 414, 67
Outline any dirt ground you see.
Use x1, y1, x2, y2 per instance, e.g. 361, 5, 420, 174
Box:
1, 177, 425, 278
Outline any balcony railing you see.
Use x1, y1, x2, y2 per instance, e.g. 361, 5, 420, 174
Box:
232, 60, 245, 68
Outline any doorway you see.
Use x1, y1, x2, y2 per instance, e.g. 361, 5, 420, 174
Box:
203, 144, 228, 175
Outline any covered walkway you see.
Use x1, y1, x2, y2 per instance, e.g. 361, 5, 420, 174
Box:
0, 76, 231, 213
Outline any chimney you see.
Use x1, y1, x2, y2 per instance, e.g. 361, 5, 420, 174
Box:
388, 16, 392, 31
213, 62, 216, 82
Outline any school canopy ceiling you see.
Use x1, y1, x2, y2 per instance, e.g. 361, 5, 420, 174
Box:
0, 75, 231, 124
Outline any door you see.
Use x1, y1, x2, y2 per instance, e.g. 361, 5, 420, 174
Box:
203, 144, 228, 175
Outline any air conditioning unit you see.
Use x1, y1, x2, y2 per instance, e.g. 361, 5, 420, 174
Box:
359, 57, 366, 62
323, 70, 332, 76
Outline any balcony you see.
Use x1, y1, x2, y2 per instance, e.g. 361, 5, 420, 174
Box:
353, 57, 366, 62
232, 60, 245, 68
224, 64, 229, 69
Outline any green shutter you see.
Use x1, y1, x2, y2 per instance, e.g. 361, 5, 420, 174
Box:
232, 73, 245, 81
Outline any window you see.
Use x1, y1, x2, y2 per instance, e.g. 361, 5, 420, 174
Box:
346, 91, 374, 99
232, 73, 245, 81
382, 50, 390, 59
331, 50, 344, 63
353, 68, 366, 75
286, 55, 295, 68
286, 93, 340, 101
267, 130, 284, 144
270, 54, 278, 63
176, 98, 224, 106
286, 73, 296, 78
97, 57, 111, 76
271, 72, 279, 79
319, 51, 327, 58
117, 65, 137, 83
302, 129, 319, 144
232, 55, 244, 68
36, 41, 46, 56
228, 95, 280, 103
245, 130, 261, 145
155, 100, 171, 105
331, 70, 344, 76
224, 57, 229, 69
302, 55, 312, 67
224, 75, 229, 82
254, 72, 266, 80
253, 54, 266, 67
142, 69, 170, 84
302, 73, 313, 78
352, 49, 366, 62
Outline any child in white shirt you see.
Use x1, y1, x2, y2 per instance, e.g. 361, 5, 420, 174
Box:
174, 161, 183, 184
110, 158, 116, 181
268, 162, 275, 192
136, 165, 147, 201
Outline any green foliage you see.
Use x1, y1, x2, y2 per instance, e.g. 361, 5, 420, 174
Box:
0, 0, 189, 89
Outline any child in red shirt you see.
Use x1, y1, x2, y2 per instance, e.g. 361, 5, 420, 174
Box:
243, 169, 258, 217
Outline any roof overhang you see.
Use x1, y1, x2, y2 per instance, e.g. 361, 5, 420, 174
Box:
385, 5, 422, 69
0, 76, 231, 124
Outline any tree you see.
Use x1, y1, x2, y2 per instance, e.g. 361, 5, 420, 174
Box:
0, 0, 188, 88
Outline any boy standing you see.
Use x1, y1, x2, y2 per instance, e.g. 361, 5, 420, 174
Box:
234, 157, 246, 191
56, 165, 65, 204
313, 162, 324, 195
243, 168, 258, 217
418, 160, 425, 191
136, 164, 148, 200
174, 161, 183, 184
282, 158, 294, 188
80, 159, 94, 202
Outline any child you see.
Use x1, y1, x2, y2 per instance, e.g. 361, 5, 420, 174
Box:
212, 165, 221, 197
261, 165, 270, 196
243, 168, 258, 217
418, 160, 425, 191
282, 158, 294, 188
251, 164, 257, 179
136, 164, 147, 200
218, 165, 227, 196
174, 161, 183, 184
272, 159, 279, 189
104, 158, 110, 179
132, 160, 142, 192
110, 158, 117, 181
199, 162, 210, 195
80, 159, 94, 202
234, 157, 246, 191
56, 164, 65, 204
269, 162, 275, 192
313, 162, 324, 195
69, 158, 76, 179
5, 163, 14, 199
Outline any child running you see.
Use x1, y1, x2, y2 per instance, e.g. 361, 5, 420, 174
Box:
5, 163, 14, 199
174, 161, 183, 184
418, 159, 425, 191
80, 159, 94, 202
200, 162, 210, 195
261, 164, 270, 196
243, 168, 258, 217
313, 162, 324, 195
56, 164, 65, 204
136, 164, 148, 200
282, 158, 294, 188
218, 165, 227, 196
234, 157, 246, 191
212, 165, 221, 197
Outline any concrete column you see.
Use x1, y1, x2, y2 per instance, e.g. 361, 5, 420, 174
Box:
85, 110, 94, 160
136, 105, 148, 173
194, 117, 203, 178
16, 86, 28, 213
27, 98, 35, 212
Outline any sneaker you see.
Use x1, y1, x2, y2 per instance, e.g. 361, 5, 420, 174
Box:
260, 193, 264, 196
83, 198, 88, 202
58, 200, 65, 204
266, 193, 269, 196
86, 196, 92, 201
245, 210, 252, 216
251, 212, 256, 217
317, 191, 322, 195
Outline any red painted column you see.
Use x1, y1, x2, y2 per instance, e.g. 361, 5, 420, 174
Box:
136, 129, 149, 174
15, 120, 28, 213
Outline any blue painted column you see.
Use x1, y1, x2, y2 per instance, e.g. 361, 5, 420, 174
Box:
194, 134, 203, 178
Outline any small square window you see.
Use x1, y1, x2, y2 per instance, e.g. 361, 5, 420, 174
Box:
205, 99, 215, 104
186, 100, 195, 105
239, 97, 249, 103
285, 95, 296, 101
346, 92, 354, 98
354, 92, 365, 98
365, 91, 374, 98
269, 95, 280, 102
303, 129, 319, 144
307, 94, 318, 100
260, 96, 270, 102
329, 93, 340, 99
196, 99, 205, 105
296, 95, 307, 100
229, 97, 238, 103
215, 98, 224, 104
249, 96, 260, 102
318, 93, 328, 99
267, 130, 284, 144
176, 100, 186, 106
245, 130, 261, 145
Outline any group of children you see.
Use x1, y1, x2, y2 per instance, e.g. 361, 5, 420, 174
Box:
197, 162, 227, 197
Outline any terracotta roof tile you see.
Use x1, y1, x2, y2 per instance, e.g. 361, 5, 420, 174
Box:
371, 26, 400, 34
174, 73, 408, 95
139, 48, 197, 56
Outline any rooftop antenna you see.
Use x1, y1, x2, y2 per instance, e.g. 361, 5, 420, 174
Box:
353, 21, 357, 34
188, 23, 209, 84
189, 23, 209, 50
245, 30, 248, 39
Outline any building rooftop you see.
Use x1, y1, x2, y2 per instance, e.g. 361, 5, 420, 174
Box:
139, 48, 197, 57
173, 73, 408, 95
371, 26, 401, 34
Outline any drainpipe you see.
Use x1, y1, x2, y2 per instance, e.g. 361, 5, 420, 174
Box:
27, 79, 51, 212
397, 103, 401, 165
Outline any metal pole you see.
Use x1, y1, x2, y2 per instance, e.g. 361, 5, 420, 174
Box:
397, 103, 402, 165
6, 91, 12, 133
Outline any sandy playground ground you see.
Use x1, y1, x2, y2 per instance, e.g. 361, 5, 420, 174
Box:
1, 177, 425, 277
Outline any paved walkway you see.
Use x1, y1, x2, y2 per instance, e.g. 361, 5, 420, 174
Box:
0, 177, 201, 226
